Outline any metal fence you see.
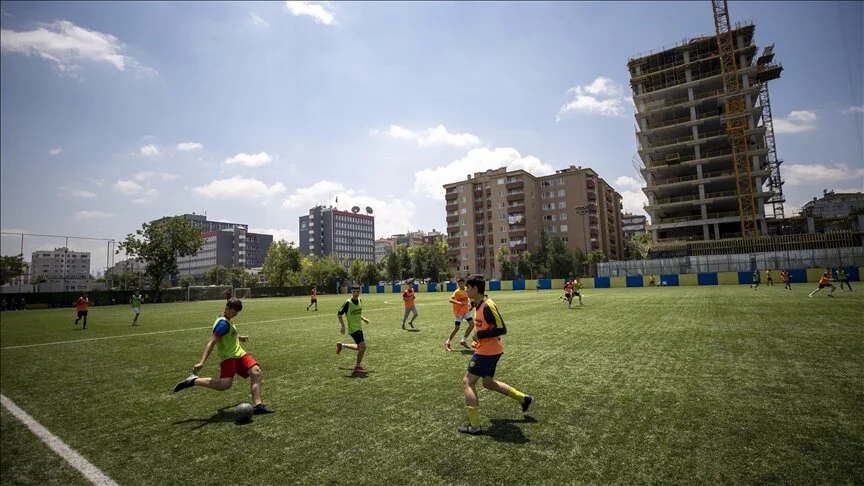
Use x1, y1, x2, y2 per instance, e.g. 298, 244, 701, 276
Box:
597, 246, 864, 277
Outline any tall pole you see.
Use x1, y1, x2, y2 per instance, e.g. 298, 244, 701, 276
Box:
18, 233, 24, 294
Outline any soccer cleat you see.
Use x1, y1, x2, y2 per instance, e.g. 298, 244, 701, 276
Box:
460, 340, 471, 350
172, 374, 198, 393
253, 403, 275, 415
401, 324, 406, 330
353, 365, 367, 374
336, 342, 343, 355
521, 395, 533, 413
444, 342, 452, 352
457, 424, 483, 435
409, 322, 415, 329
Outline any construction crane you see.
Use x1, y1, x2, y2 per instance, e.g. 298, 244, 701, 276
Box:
756, 45, 784, 222
711, 0, 759, 241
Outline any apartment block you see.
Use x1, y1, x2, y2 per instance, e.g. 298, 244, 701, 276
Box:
622, 213, 648, 239
244, 233, 273, 269
443, 165, 624, 279
299, 205, 375, 267
29, 247, 91, 291
629, 22, 782, 244
374, 238, 394, 262
177, 228, 247, 279
800, 190, 864, 219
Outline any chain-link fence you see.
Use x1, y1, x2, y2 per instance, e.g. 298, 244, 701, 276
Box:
598, 246, 864, 277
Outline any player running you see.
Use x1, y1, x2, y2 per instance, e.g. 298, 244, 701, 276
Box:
401, 282, 419, 330
458, 274, 532, 435
445, 278, 473, 351
835, 268, 853, 292
130, 291, 143, 326
563, 279, 574, 309
74, 293, 89, 329
781, 270, 791, 290
336, 286, 370, 374
765, 269, 774, 287
306, 286, 318, 311
750, 270, 760, 290
808, 272, 836, 298
173, 298, 275, 415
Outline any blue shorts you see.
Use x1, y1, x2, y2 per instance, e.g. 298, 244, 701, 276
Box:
467, 353, 502, 378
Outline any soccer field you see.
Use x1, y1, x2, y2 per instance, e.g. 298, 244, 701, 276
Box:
1, 286, 862, 485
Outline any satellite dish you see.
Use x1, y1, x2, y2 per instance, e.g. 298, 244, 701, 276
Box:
351, 206, 360, 214
365, 206, 374, 214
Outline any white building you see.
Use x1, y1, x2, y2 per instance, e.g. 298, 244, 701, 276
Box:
29, 247, 91, 292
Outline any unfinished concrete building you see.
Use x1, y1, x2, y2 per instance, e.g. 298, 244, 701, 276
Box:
629, 22, 782, 245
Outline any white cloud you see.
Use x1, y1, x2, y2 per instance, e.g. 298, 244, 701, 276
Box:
377, 124, 482, 148
176, 142, 203, 151
773, 110, 817, 134
249, 12, 270, 28
842, 105, 864, 114
49, 147, 62, 156
0, 20, 156, 78
86, 177, 105, 187
224, 152, 273, 167
413, 147, 554, 200
113, 179, 159, 203
192, 177, 286, 202
139, 144, 161, 156
557, 77, 629, 120
72, 210, 114, 221
282, 180, 415, 238
249, 227, 300, 246
784, 163, 864, 186
59, 187, 97, 198
613, 176, 648, 216
285, 1, 335, 26
134, 170, 178, 181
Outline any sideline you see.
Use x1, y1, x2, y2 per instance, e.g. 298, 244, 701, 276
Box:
0, 393, 119, 486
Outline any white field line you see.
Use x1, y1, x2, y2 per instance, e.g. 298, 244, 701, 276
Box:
0, 393, 119, 486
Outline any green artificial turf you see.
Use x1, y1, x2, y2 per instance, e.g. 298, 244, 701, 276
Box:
1, 286, 862, 485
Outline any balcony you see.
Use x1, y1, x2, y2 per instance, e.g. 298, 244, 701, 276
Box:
448, 249, 460, 257
643, 144, 768, 170
511, 243, 528, 252
446, 203, 458, 212
586, 180, 595, 189
587, 191, 596, 201
446, 215, 459, 223
446, 225, 459, 233
506, 180, 524, 190
447, 237, 460, 246
509, 229, 527, 239
506, 193, 524, 203
445, 192, 458, 202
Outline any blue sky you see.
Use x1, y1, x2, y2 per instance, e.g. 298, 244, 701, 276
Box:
1, 1, 862, 272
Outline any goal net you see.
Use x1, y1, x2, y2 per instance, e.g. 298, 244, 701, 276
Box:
233, 288, 252, 300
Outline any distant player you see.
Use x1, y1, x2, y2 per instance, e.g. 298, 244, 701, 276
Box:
130, 291, 143, 326
307, 286, 318, 311
750, 270, 760, 290
781, 270, 791, 290
765, 269, 774, 287
74, 293, 89, 329
458, 274, 532, 435
535, 279, 540, 293
835, 268, 853, 292
808, 272, 836, 298
445, 278, 473, 351
336, 286, 370, 374
648, 275, 656, 287
401, 282, 418, 330
563, 280, 574, 309
173, 298, 274, 415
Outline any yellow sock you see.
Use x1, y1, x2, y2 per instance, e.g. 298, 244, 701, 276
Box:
466, 406, 481, 427
508, 387, 526, 403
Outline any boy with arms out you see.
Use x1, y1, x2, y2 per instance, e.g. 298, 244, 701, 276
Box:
459, 274, 532, 435
336, 286, 370, 374
130, 291, 143, 326
173, 298, 274, 414
444, 278, 473, 351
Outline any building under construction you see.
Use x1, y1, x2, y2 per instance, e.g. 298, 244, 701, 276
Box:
629, 21, 783, 246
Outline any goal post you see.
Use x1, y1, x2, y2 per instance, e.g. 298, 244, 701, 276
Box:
233, 287, 252, 299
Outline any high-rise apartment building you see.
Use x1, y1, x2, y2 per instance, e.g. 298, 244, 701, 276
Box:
29, 247, 91, 291
622, 213, 648, 239
299, 205, 375, 267
443, 165, 623, 279
629, 23, 782, 245
244, 233, 273, 269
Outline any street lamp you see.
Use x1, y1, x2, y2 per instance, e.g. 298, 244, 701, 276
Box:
573, 204, 589, 276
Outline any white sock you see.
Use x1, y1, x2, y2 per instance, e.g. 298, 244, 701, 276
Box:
445, 339, 450, 344
460, 337, 466, 343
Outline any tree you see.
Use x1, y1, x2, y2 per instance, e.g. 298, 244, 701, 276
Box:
586, 249, 607, 277
349, 259, 366, 286
546, 236, 576, 278
118, 217, 203, 300
495, 245, 515, 280
202, 265, 230, 286
303, 256, 347, 287
179, 275, 195, 289
385, 252, 401, 282
361, 260, 381, 286
0, 254, 26, 284
262, 240, 303, 287
626, 232, 652, 260
517, 250, 534, 279
533, 231, 551, 277
396, 244, 412, 280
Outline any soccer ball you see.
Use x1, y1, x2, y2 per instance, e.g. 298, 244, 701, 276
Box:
235, 403, 254, 422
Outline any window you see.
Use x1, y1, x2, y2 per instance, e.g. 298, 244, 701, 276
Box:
558, 201, 567, 209
462, 230, 469, 236
461, 196, 466, 203
558, 189, 566, 197
500, 238, 509, 244
558, 178, 565, 185
497, 178, 505, 185
541, 180, 553, 187
462, 242, 469, 248
560, 224, 568, 232
499, 190, 505, 196
560, 213, 568, 220
460, 208, 467, 214
499, 202, 506, 208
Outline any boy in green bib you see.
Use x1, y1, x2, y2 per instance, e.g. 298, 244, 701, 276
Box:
336, 286, 370, 374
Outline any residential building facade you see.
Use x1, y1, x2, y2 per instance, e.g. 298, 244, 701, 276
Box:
244, 233, 273, 269
622, 213, 649, 239
299, 205, 375, 267
29, 247, 91, 291
375, 238, 394, 262
629, 23, 782, 244
799, 190, 864, 219
443, 165, 624, 279
176, 228, 246, 279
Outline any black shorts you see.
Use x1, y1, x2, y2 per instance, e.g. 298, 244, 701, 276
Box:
350, 330, 365, 344
77, 310, 88, 318
818, 283, 833, 289
564, 292, 572, 299
467, 353, 502, 378
573, 291, 581, 296
310, 298, 317, 303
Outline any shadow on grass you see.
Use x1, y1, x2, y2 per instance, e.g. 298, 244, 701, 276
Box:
172, 405, 252, 429
337, 366, 372, 379
486, 416, 537, 444
406, 329, 422, 333
459, 349, 474, 355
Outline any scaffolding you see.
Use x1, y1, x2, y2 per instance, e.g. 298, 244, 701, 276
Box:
712, 0, 759, 242
756, 44, 785, 222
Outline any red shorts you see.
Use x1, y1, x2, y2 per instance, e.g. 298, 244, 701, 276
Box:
219, 354, 259, 379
